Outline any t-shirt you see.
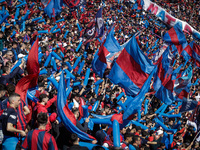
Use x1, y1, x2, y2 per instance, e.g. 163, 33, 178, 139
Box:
22, 129, 58, 150
2, 107, 18, 137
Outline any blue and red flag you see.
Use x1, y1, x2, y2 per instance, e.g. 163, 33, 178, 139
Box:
174, 65, 193, 99
153, 47, 171, 91
108, 36, 155, 96
192, 43, 200, 64
154, 74, 175, 105
57, 72, 96, 141
163, 24, 188, 54
123, 66, 157, 119
92, 26, 121, 77
181, 41, 194, 60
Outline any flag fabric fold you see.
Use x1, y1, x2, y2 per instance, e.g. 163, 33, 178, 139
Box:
123, 66, 156, 119
15, 38, 39, 104
109, 36, 155, 96
57, 72, 96, 141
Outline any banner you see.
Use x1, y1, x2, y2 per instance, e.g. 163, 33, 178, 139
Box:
142, 0, 200, 40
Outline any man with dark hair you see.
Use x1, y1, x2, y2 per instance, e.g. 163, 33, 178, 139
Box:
21, 112, 58, 150
36, 94, 57, 131
121, 133, 134, 149
73, 109, 89, 132
2, 93, 26, 150
69, 133, 88, 150
0, 59, 24, 85
132, 136, 140, 150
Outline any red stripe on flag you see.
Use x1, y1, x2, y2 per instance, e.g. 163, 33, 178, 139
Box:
98, 39, 109, 64
116, 49, 149, 89
193, 43, 200, 56
157, 56, 165, 82
168, 28, 179, 45
184, 45, 193, 57
63, 104, 76, 125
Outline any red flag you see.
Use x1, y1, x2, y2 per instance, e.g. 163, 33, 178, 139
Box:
27, 38, 39, 75
15, 74, 38, 103
78, 97, 85, 121
15, 38, 39, 104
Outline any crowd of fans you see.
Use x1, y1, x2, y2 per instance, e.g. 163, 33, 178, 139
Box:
0, 0, 199, 150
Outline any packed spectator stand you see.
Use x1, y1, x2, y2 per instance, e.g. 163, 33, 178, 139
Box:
0, 0, 200, 150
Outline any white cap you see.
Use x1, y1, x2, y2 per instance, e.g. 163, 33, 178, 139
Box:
18, 54, 26, 58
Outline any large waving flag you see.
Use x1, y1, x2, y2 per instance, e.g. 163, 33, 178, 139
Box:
92, 26, 121, 77
57, 72, 96, 141
163, 24, 188, 54
108, 36, 155, 96
123, 66, 156, 119
15, 38, 39, 104
95, 7, 104, 38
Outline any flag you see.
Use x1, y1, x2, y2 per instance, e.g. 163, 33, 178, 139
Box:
175, 82, 191, 99
193, 43, 200, 63
181, 41, 194, 60
108, 36, 155, 96
180, 99, 199, 113
137, 0, 144, 9
153, 47, 171, 91
15, 74, 39, 104
123, 66, 156, 119
174, 65, 193, 99
57, 72, 96, 141
95, 7, 104, 38
82, 20, 98, 44
92, 26, 121, 77
163, 24, 188, 54
42, 0, 62, 18
152, 43, 168, 63
154, 74, 175, 105
27, 38, 39, 75
15, 38, 39, 104
78, 97, 85, 121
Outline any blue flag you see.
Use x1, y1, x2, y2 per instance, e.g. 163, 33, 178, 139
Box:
180, 99, 198, 113
95, 7, 104, 38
